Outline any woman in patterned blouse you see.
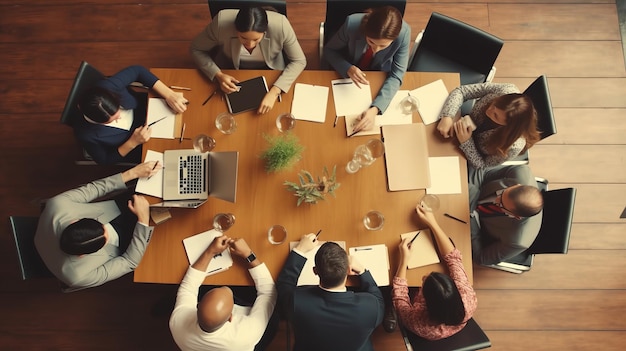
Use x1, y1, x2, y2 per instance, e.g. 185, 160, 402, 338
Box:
391, 204, 478, 340
437, 82, 540, 168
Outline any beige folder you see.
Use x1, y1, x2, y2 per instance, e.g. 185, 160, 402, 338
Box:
381, 123, 430, 191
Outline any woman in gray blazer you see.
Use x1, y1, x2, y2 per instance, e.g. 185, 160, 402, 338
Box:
191, 7, 306, 114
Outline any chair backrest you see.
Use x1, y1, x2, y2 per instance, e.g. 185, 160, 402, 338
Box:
523, 75, 557, 140
528, 188, 576, 255
208, 0, 287, 18
9, 216, 53, 280
401, 317, 491, 351
409, 12, 503, 85
323, 0, 406, 45
60, 61, 105, 126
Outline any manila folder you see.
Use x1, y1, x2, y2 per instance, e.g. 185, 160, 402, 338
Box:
382, 123, 430, 191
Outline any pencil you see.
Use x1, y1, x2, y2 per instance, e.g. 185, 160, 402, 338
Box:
333, 82, 353, 85
179, 123, 186, 143
147, 161, 159, 180
170, 85, 191, 91
315, 230, 322, 240
408, 231, 421, 245
148, 116, 167, 127
333, 115, 339, 128
202, 90, 217, 106
348, 129, 360, 137
444, 213, 467, 224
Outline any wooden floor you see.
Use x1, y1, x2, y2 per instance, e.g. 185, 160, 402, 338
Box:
1, 0, 625, 350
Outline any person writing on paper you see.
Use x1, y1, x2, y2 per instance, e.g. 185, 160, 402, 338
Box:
391, 204, 477, 340
34, 161, 161, 292
276, 234, 384, 351
76, 65, 188, 165
190, 7, 306, 114
169, 236, 278, 351
436, 82, 540, 168
324, 6, 410, 133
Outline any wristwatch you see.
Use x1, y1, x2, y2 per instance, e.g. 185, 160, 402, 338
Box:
246, 252, 257, 263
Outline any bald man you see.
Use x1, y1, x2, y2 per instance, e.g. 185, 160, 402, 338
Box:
169, 235, 277, 351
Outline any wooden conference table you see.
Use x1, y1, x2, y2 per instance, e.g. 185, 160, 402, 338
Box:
134, 68, 470, 287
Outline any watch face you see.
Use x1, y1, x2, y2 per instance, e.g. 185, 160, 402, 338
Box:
247, 253, 256, 262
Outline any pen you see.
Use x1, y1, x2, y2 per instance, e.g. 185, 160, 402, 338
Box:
333, 82, 353, 85
315, 230, 322, 240
184, 101, 190, 105
207, 267, 222, 274
277, 92, 282, 103
348, 129, 360, 137
147, 161, 159, 180
202, 90, 217, 106
333, 115, 339, 128
444, 213, 467, 224
179, 123, 186, 143
355, 247, 372, 251
148, 116, 167, 127
408, 231, 421, 245
170, 85, 191, 91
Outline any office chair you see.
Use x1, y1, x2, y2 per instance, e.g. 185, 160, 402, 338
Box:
319, 0, 407, 66
10, 216, 54, 280
503, 75, 557, 166
399, 318, 491, 351
208, 0, 287, 18
487, 186, 577, 273
408, 12, 503, 115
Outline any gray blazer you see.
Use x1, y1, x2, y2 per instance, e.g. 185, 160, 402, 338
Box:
323, 13, 411, 114
190, 9, 306, 93
468, 164, 543, 265
34, 174, 153, 292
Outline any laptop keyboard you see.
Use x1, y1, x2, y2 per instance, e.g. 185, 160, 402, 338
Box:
178, 155, 206, 194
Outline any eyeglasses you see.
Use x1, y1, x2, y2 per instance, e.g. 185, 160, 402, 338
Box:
495, 189, 521, 220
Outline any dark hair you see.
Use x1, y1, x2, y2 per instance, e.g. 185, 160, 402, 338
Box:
314, 242, 349, 288
485, 93, 540, 156
422, 272, 466, 325
508, 185, 544, 217
77, 86, 120, 123
60, 218, 106, 255
235, 7, 269, 33
360, 6, 403, 40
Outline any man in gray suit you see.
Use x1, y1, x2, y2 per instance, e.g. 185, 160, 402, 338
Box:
34, 161, 160, 292
468, 164, 544, 265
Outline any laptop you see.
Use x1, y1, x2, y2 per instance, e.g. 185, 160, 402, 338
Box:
150, 149, 238, 208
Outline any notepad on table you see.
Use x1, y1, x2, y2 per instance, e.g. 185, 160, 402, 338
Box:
349, 244, 390, 286
225, 76, 268, 114
147, 98, 181, 139
344, 90, 413, 137
409, 79, 449, 125
291, 83, 329, 123
400, 230, 440, 269
289, 241, 346, 286
331, 78, 372, 117
426, 156, 462, 195
381, 123, 430, 191
135, 150, 164, 198
183, 230, 233, 276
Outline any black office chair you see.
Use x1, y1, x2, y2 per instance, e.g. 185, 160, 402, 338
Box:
408, 12, 504, 115
487, 186, 577, 273
399, 318, 491, 351
60, 61, 106, 127
9, 216, 54, 280
319, 0, 407, 66
208, 0, 287, 18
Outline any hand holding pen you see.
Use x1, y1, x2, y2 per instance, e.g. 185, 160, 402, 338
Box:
294, 233, 317, 253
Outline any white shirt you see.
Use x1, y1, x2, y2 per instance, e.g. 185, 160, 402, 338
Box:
239, 45, 266, 69
169, 263, 277, 351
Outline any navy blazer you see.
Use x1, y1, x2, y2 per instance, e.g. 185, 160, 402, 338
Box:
74, 65, 158, 165
324, 13, 411, 114
277, 251, 384, 351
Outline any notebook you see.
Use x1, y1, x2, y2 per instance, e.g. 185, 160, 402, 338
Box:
349, 244, 390, 286
381, 123, 430, 191
289, 241, 346, 286
159, 149, 239, 205
290, 83, 329, 123
183, 230, 233, 276
343, 90, 413, 137
225, 76, 268, 114
146, 98, 183, 138
400, 230, 440, 269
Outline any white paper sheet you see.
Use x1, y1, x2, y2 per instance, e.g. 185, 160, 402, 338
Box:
331, 78, 372, 117
183, 230, 233, 276
426, 156, 462, 195
400, 230, 440, 269
135, 150, 164, 198
146, 98, 176, 139
291, 83, 329, 123
349, 244, 390, 286
104, 108, 133, 131
344, 90, 413, 137
289, 241, 346, 286
409, 79, 449, 125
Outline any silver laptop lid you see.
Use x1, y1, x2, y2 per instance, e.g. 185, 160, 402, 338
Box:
209, 151, 239, 203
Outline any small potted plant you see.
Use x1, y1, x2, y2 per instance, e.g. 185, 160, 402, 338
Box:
260, 133, 304, 173
284, 166, 340, 206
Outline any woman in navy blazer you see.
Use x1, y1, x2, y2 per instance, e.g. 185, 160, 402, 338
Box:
324, 6, 410, 133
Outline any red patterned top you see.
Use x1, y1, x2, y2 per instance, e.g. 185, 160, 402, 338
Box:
391, 249, 477, 340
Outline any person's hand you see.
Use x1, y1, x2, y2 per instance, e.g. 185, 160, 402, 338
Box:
127, 194, 150, 224
215, 72, 240, 94
129, 125, 152, 147
415, 203, 437, 228
130, 161, 162, 179
257, 91, 277, 114
348, 255, 366, 275
352, 107, 378, 133
347, 65, 370, 88
229, 238, 253, 258
165, 91, 188, 114
295, 233, 317, 253
398, 237, 412, 266
437, 116, 455, 138
453, 119, 473, 144
207, 235, 232, 256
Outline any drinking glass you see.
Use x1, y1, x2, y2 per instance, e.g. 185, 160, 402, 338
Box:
399, 92, 420, 114
215, 112, 237, 134
345, 139, 385, 174
212, 213, 235, 232
363, 210, 384, 231
276, 113, 296, 132
419, 194, 440, 212
192, 134, 216, 153
267, 224, 287, 244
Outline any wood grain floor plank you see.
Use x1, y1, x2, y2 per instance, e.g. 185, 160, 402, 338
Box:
541, 108, 626, 145
568, 223, 626, 249
487, 331, 626, 351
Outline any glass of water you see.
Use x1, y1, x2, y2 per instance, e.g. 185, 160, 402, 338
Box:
212, 213, 235, 232
363, 210, 384, 231
276, 113, 296, 132
215, 112, 237, 134
192, 134, 216, 153
419, 194, 440, 212
267, 224, 287, 244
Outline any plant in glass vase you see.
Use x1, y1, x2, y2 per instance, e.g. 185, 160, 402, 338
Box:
284, 166, 340, 206
260, 133, 304, 173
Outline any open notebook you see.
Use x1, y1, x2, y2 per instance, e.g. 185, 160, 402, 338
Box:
182, 230, 233, 276
400, 230, 440, 269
